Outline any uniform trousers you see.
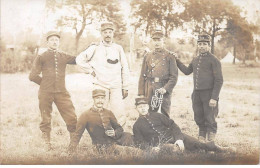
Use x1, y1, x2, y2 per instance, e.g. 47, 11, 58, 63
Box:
38, 91, 77, 133
93, 84, 127, 127
191, 89, 218, 137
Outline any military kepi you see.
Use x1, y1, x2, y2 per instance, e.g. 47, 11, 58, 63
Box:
46, 31, 60, 40
101, 22, 114, 31
135, 97, 148, 106
151, 30, 164, 39
92, 89, 106, 98
198, 34, 210, 42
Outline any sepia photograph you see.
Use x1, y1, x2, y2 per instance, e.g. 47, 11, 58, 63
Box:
0, 0, 260, 165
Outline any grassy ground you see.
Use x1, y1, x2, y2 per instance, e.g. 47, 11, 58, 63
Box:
0, 61, 260, 165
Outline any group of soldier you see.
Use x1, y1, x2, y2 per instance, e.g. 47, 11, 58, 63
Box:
29, 21, 228, 155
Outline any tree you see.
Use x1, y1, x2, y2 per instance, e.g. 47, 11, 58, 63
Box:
182, 0, 243, 54
46, 0, 126, 54
131, 0, 185, 37
219, 17, 257, 64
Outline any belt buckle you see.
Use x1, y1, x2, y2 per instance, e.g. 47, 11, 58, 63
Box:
154, 77, 159, 83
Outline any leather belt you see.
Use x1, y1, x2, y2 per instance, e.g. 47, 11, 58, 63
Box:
146, 77, 168, 83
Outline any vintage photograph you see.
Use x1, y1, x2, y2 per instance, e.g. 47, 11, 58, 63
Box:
1, 0, 260, 165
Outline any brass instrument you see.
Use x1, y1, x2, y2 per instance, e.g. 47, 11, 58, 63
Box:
151, 89, 164, 113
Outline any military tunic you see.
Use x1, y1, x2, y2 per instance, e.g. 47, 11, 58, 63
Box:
176, 51, 223, 136
138, 48, 178, 117
29, 49, 77, 133
133, 112, 224, 152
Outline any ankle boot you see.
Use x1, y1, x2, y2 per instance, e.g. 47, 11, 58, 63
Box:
207, 132, 216, 142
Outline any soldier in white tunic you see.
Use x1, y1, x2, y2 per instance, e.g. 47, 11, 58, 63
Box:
76, 22, 130, 127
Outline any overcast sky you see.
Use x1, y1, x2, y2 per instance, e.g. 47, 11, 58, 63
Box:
1, 0, 259, 42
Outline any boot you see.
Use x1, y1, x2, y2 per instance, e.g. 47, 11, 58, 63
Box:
198, 129, 206, 143
42, 132, 52, 151
214, 144, 236, 153
207, 132, 216, 142
198, 136, 206, 143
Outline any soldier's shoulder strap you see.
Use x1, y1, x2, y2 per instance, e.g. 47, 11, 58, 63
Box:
83, 42, 99, 51
82, 42, 99, 61
144, 50, 152, 59
165, 49, 177, 59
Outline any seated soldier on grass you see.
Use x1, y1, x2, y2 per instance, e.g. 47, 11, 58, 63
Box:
68, 89, 133, 153
133, 97, 231, 153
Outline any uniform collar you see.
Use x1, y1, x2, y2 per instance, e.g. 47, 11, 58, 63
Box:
91, 106, 104, 112
154, 48, 164, 53
199, 51, 209, 57
48, 48, 59, 53
101, 41, 113, 47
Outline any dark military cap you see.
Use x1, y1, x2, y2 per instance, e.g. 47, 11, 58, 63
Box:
46, 31, 60, 40
92, 89, 106, 98
198, 34, 210, 42
101, 22, 114, 31
135, 97, 148, 106
151, 30, 164, 39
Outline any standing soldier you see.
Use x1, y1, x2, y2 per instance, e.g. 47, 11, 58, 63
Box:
29, 31, 77, 150
76, 22, 130, 127
176, 34, 223, 142
138, 30, 178, 118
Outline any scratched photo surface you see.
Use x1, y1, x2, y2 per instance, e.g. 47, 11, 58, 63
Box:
1, 0, 260, 165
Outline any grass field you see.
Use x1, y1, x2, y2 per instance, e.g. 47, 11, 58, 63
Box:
0, 61, 260, 165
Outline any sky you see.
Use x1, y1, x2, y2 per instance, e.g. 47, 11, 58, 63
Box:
1, 0, 260, 43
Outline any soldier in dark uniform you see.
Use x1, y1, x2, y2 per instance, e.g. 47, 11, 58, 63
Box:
29, 31, 77, 150
138, 30, 178, 117
68, 89, 133, 153
175, 34, 223, 142
133, 97, 231, 153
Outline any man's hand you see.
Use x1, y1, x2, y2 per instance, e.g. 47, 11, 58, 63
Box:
158, 87, 167, 95
91, 71, 96, 77
122, 89, 128, 99
174, 140, 185, 152
105, 129, 115, 137
209, 99, 217, 107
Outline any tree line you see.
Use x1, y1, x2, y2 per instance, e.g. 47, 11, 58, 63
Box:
1, 0, 259, 73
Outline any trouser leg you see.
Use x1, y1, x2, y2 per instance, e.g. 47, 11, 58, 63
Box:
110, 88, 127, 127
192, 91, 206, 138
116, 132, 134, 147
54, 92, 77, 133
182, 133, 220, 152
38, 91, 54, 134
160, 93, 171, 118
201, 89, 218, 140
